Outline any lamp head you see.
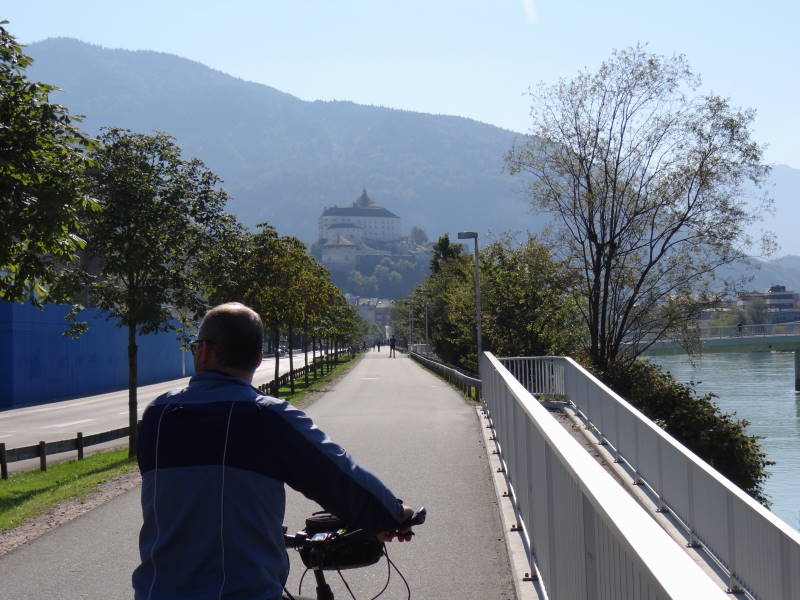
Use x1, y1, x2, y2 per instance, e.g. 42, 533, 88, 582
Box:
457, 231, 477, 240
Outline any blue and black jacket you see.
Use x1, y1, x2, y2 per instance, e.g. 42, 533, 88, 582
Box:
132, 370, 405, 600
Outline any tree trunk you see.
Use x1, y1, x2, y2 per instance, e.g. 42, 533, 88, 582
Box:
128, 322, 138, 458
312, 337, 317, 377
303, 331, 309, 387
288, 324, 295, 394
273, 327, 280, 395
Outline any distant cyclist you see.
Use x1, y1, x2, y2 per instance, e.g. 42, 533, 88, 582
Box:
133, 302, 415, 599
389, 335, 397, 358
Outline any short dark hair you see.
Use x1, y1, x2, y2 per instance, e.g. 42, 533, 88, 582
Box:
198, 302, 263, 372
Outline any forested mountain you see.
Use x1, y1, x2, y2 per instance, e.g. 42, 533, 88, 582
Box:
26, 38, 537, 244
23, 38, 800, 294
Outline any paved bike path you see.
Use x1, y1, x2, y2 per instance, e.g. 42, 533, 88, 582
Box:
0, 351, 517, 599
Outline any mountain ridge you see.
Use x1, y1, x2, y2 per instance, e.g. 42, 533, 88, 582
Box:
22, 37, 800, 269
25, 37, 534, 245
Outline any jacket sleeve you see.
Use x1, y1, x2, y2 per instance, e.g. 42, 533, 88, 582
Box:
264, 400, 406, 532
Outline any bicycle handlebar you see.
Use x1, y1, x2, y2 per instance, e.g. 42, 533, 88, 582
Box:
402, 507, 427, 528
283, 507, 426, 571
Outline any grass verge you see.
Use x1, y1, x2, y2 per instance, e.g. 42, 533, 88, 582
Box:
275, 353, 360, 405
0, 449, 136, 530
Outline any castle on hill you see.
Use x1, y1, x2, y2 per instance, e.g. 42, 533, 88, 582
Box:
318, 189, 405, 272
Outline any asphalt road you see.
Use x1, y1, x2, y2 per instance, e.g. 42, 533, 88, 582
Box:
0, 350, 517, 599
0, 351, 319, 473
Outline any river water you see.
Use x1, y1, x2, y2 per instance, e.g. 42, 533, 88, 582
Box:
648, 351, 800, 529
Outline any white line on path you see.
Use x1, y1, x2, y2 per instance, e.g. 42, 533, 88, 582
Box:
41, 419, 95, 429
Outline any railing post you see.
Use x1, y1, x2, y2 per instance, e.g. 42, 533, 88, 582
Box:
77, 431, 84, 460
794, 349, 800, 392
1, 442, 7, 480
39, 440, 47, 472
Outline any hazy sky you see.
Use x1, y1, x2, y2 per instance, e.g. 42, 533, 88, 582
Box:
3, 1, 799, 168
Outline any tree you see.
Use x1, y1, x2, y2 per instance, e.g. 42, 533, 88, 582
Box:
83, 128, 232, 456
430, 233, 463, 274
507, 45, 772, 372
481, 235, 583, 358
294, 261, 338, 385
0, 22, 96, 304
401, 238, 476, 372
410, 226, 429, 245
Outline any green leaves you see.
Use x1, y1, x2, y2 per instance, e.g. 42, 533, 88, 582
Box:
210, 223, 360, 349
0, 23, 95, 305
83, 127, 234, 332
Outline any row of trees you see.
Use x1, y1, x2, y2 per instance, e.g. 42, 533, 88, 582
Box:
393, 233, 583, 373
0, 23, 364, 455
392, 46, 773, 504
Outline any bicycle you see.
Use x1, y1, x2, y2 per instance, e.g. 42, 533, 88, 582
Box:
282, 507, 427, 600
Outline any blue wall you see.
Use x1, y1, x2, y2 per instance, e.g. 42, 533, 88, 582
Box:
0, 302, 194, 409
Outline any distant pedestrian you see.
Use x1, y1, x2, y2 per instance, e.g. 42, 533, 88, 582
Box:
737, 321, 743, 336
377, 339, 381, 352
389, 335, 396, 358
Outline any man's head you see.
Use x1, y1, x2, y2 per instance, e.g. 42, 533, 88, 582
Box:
193, 302, 263, 379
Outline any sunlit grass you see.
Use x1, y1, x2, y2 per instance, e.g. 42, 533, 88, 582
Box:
0, 449, 136, 530
276, 353, 360, 404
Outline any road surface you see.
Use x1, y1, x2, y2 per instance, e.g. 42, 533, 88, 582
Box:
0, 350, 517, 599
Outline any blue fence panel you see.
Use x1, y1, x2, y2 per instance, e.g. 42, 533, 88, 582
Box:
0, 301, 192, 408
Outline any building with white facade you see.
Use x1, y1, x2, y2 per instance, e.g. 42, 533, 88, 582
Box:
319, 189, 400, 246
319, 190, 401, 272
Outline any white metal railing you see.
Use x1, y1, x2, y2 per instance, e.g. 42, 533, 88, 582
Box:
483, 352, 728, 600
496, 356, 565, 397
500, 355, 800, 600
639, 321, 800, 344
700, 322, 800, 339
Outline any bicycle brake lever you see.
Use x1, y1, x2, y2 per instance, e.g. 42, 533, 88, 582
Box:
407, 507, 426, 526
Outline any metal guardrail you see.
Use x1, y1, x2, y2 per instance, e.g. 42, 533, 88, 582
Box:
409, 352, 481, 400
483, 352, 727, 599
0, 350, 347, 479
500, 355, 800, 600
701, 322, 800, 339
638, 322, 800, 344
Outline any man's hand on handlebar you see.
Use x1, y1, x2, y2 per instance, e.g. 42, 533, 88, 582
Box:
376, 505, 415, 543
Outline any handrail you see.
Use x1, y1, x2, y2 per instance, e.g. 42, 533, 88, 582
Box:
501, 355, 800, 600
409, 352, 481, 400
483, 352, 728, 599
640, 321, 800, 344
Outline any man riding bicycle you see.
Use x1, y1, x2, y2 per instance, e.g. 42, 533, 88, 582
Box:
133, 302, 415, 599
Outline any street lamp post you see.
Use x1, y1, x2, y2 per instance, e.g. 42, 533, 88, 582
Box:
457, 231, 482, 372
410, 296, 414, 351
